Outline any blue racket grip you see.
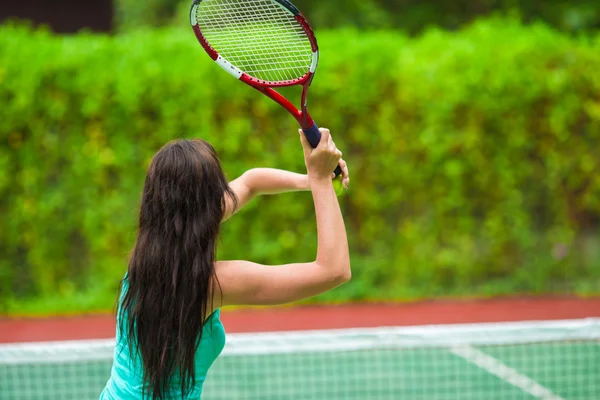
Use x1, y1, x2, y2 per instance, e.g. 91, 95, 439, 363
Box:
302, 123, 343, 178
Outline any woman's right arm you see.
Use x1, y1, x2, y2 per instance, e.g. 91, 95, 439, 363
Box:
213, 128, 351, 307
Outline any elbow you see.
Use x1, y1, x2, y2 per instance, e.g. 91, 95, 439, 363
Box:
314, 259, 351, 287
340, 266, 352, 284
240, 170, 258, 196
334, 262, 352, 285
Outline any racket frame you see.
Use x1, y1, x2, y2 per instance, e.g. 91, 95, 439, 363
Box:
190, 0, 319, 131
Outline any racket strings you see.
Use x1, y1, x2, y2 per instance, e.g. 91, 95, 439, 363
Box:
196, 0, 313, 83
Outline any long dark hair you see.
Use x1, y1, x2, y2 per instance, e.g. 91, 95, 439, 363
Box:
120, 139, 236, 399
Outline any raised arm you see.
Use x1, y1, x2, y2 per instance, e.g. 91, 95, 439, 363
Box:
223, 169, 309, 221
223, 159, 350, 221
213, 129, 351, 307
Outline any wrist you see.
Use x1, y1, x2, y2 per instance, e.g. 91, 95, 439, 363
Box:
299, 174, 311, 191
308, 174, 332, 187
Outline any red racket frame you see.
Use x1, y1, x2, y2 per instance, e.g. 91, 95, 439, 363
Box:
191, 13, 318, 131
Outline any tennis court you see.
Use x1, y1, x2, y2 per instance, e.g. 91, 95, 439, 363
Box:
1, 319, 598, 400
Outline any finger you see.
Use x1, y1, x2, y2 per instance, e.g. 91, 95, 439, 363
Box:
298, 130, 312, 157
329, 137, 337, 152
318, 128, 331, 149
344, 162, 349, 175
326, 132, 334, 151
332, 143, 341, 156
338, 159, 349, 188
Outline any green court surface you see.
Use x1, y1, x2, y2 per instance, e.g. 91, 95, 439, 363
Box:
204, 343, 599, 400
1, 339, 598, 400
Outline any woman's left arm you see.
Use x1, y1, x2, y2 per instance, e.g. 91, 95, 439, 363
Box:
223, 168, 309, 221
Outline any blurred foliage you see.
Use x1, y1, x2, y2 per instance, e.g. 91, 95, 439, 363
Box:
116, 0, 600, 34
1, 18, 600, 315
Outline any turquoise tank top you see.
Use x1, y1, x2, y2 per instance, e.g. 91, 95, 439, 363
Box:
100, 280, 226, 399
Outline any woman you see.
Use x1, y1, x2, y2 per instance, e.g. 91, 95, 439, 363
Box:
100, 128, 351, 399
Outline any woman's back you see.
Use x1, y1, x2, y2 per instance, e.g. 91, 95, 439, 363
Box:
100, 280, 226, 399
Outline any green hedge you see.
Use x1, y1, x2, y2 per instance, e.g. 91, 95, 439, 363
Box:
118, 0, 600, 34
1, 19, 600, 315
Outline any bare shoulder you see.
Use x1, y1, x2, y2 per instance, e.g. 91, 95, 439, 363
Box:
210, 260, 258, 310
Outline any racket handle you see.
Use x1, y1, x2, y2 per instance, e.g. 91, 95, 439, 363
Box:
302, 123, 343, 178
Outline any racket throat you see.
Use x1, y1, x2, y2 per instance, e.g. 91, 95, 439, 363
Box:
242, 75, 314, 129
299, 83, 313, 129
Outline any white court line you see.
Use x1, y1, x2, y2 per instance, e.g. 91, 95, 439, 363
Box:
451, 345, 565, 400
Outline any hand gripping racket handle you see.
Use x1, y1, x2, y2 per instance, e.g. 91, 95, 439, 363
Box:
302, 123, 343, 178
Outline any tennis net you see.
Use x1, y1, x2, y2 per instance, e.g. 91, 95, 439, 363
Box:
1, 318, 599, 400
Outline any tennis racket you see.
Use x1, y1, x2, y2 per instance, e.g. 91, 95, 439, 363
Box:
190, 0, 342, 177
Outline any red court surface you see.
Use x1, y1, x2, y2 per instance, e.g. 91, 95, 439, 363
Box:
1, 297, 599, 344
